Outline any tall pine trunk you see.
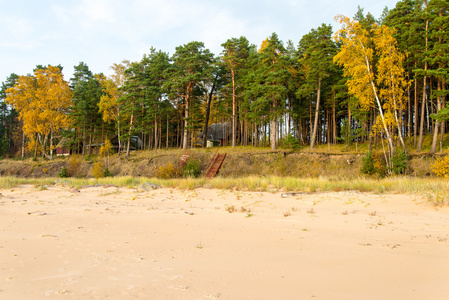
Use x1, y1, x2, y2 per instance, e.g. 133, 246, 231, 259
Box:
430, 80, 442, 154
202, 74, 217, 148
154, 114, 158, 154
418, 5, 429, 152
183, 95, 189, 150
310, 78, 321, 149
414, 72, 418, 148
271, 98, 277, 150
417, 75, 427, 152
231, 69, 237, 148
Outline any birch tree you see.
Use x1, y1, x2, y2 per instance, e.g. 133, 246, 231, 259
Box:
334, 16, 410, 171
5, 66, 73, 159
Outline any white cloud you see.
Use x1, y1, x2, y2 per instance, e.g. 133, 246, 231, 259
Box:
80, 0, 117, 23
0, 0, 401, 82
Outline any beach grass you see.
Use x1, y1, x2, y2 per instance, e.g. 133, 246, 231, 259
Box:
1, 175, 448, 205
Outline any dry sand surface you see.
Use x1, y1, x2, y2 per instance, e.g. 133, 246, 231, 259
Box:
1, 184, 449, 300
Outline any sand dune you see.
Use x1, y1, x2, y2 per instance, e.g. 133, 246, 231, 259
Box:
1, 184, 448, 299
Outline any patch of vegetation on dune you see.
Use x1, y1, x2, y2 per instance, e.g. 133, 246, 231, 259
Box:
1, 175, 448, 206
1, 144, 449, 205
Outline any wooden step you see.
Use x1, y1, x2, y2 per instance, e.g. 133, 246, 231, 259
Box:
205, 153, 227, 179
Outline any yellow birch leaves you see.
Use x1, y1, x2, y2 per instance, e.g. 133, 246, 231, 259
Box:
333, 15, 410, 153
334, 15, 410, 116
333, 15, 376, 110
5, 66, 73, 156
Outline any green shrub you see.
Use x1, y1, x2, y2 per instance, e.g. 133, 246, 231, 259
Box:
391, 150, 408, 175
104, 167, 112, 177
362, 150, 408, 176
361, 151, 376, 175
280, 134, 300, 150
361, 151, 388, 177
182, 159, 201, 178
58, 166, 70, 178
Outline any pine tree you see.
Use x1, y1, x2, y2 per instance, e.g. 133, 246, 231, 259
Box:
247, 33, 290, 150
0, 74, 19, 156
297, 24, 337, 149
426, 0, 449, 153
70, 62, 103, 156
140, 48, 170, 153
221, 37, 250, 147
165, 41, 214, 150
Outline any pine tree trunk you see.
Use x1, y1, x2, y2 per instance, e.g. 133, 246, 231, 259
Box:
166, 116, 169, 150
126, 114, 133, 157
183, 96, 189, 150
271, 119, 276, 150
418, 10, 429, 152
309, 97, 312, 144
176, 118, 180, 149
202, 81, 215, 148
159, 119, 162, 150
82, 126, 86, 156
310, 78, 321, 149
271, 98, 277, 150
418, 76, 427, 152
333, 98, 337, 144
430, 80, 443, 154
440, 84, 446, 152
154, 115, 158, 154
414, 73, 418, 148
231, 69, 237, 148
117, 107, 121, 155
88, 133, 92, 156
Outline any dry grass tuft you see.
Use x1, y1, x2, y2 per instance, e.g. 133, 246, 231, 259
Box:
2, 171, 449, 207
225, 205, 237, 213
240, 206, 251, 213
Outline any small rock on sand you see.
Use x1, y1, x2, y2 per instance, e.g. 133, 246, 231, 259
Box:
69, 188, 80, 193
137, 182, 161, 192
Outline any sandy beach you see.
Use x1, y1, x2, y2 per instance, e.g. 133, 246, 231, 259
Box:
1, 184, 448, 299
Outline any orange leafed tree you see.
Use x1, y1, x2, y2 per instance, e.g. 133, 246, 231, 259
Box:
5, 66, 73, 160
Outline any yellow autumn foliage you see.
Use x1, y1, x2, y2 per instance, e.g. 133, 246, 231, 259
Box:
99, 139, 113, 157
97, 75, 120, 123
5, 66, 73, 159
92, 161, 105, 179
333, 15, 375, 111
68, 154, 83, 177
333, 15, 409, 158
259, 38, 269, 53
431, 155, 449, 178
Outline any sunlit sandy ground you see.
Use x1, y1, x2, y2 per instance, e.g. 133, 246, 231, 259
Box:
1, 185, 449, 299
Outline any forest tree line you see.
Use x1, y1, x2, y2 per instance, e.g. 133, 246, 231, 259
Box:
1, 0, 448, 160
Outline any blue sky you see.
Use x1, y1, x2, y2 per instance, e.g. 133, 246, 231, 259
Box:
1, 0, 399, 82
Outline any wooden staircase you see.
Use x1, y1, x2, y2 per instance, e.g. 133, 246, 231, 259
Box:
205, 153, 227, 179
